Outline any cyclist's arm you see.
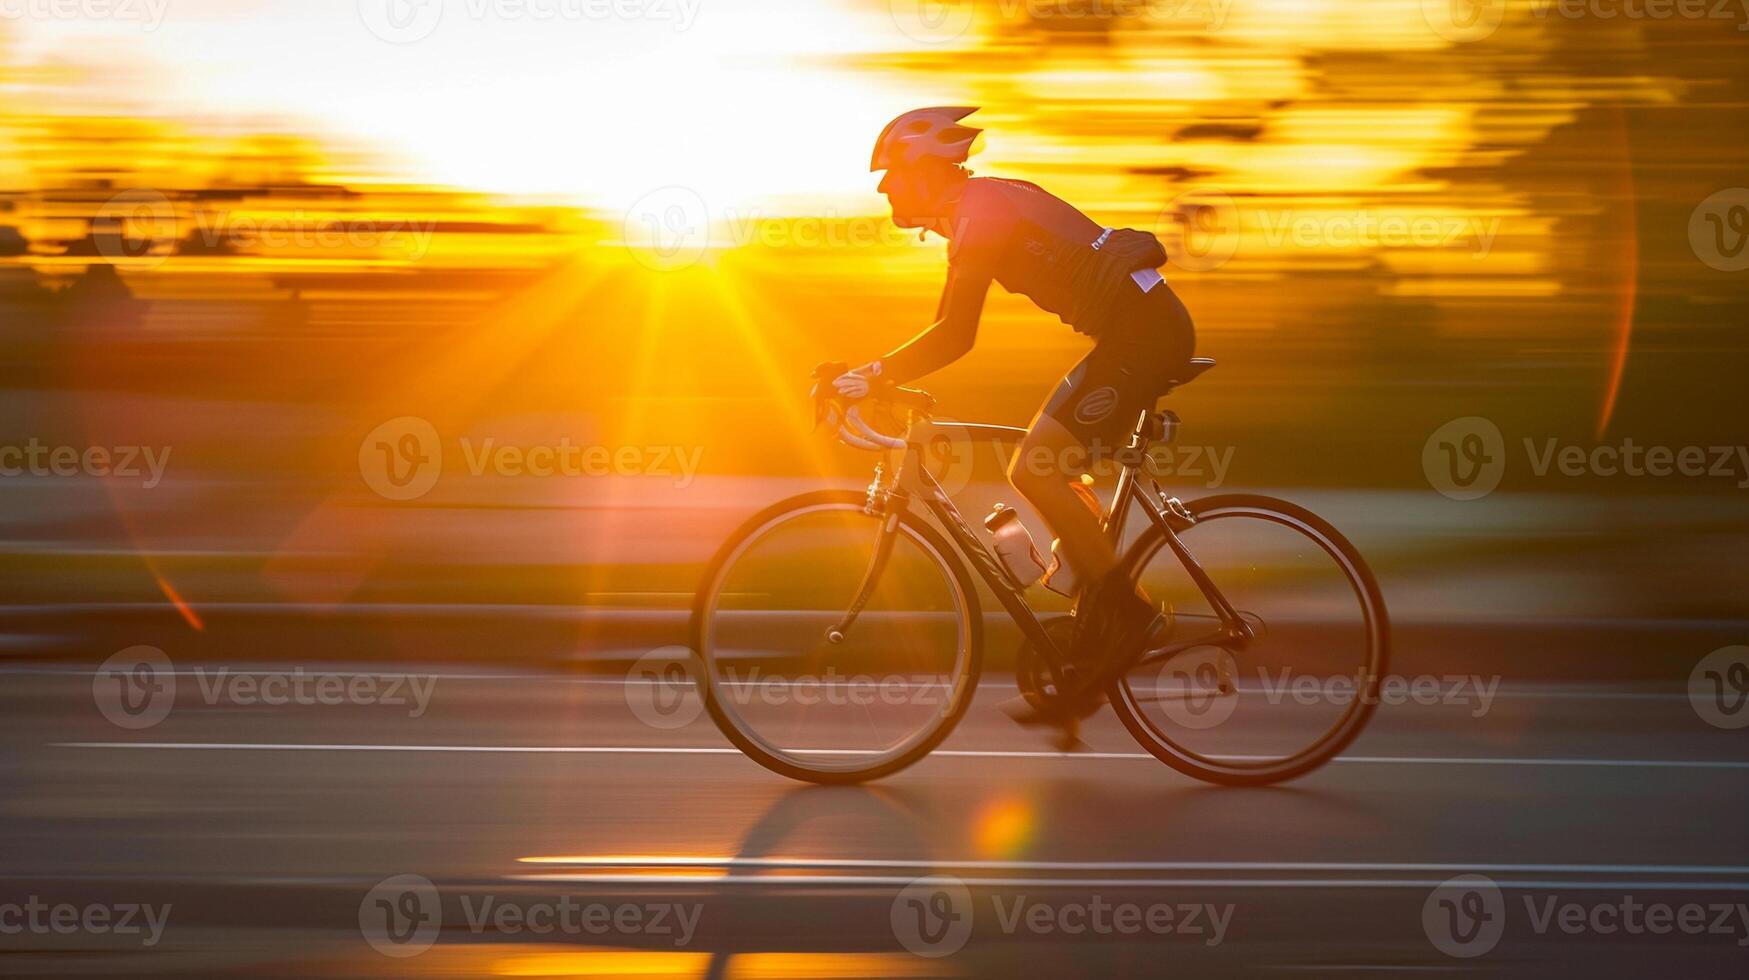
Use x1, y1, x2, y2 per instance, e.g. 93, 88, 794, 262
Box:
865, 268, 992, 386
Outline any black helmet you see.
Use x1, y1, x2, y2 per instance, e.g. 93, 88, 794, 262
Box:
870, 106, 981, 172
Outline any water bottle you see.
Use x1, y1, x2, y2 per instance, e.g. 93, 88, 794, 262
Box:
984, 504, 1045, 588
1043, 477, 1104, 597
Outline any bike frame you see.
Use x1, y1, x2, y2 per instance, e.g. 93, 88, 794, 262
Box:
832, 409, 1254, 691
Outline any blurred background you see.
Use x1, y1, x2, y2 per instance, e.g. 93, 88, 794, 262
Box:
4, 4, 1749, 978
1, 0, 1745, 666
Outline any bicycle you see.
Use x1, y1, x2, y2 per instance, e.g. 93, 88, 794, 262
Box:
689, 358, 1389, 786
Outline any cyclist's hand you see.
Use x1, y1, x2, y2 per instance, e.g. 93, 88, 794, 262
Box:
831, 361, 882, 400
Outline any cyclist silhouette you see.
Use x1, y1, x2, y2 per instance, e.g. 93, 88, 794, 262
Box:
837, 106, 1197, 734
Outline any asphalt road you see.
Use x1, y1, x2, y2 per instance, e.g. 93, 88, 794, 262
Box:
3, 654, 1748, 978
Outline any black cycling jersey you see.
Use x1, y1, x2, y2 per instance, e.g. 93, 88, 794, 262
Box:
948, 176, 1105, 327
879, 176, 1171, 386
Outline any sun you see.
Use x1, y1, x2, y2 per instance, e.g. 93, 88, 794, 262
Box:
5, 0, 936, 216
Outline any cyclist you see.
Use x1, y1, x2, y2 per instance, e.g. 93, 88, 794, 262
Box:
834, 106, 1197, 736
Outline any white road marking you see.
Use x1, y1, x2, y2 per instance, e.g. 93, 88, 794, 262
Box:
5, 668, 1703, 700
52, 742, 1749, 769
515, 856, 1749, 875
509, 873, 1749, 891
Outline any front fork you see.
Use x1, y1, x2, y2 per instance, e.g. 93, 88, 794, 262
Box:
824, 503, 901, 644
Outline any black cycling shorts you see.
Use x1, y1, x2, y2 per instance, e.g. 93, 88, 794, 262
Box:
1038, 281, 1195, 455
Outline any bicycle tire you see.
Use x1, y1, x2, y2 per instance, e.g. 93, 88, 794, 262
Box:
1108, 493, 1390, 786
689, 490, 984, 784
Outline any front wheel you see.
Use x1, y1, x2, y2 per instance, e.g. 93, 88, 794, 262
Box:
690, 490, 983, 784
1109, 494, 1390, 786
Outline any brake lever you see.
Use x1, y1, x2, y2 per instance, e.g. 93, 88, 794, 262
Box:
808, 361, 851, 432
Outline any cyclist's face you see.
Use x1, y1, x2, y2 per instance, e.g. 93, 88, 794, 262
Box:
878, 166, 933, 229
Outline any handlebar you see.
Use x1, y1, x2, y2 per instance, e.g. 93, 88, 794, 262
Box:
810, 361, 936, 452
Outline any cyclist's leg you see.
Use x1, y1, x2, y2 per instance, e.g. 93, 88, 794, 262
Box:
1008, 405, 1117, 586
1011, 288, 1195, 711
1011, 327, 1166, 585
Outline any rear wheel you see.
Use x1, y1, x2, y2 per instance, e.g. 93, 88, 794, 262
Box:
1108, 494, 1389, 786
690, 491, 983, 784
